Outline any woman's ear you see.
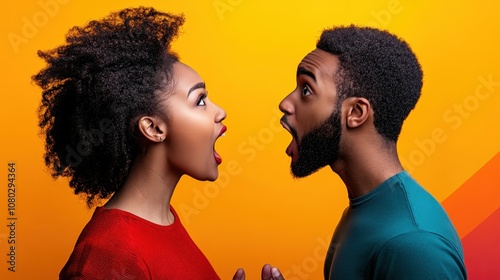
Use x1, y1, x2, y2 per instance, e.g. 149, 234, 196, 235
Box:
137, 116, 167, 143
345, 97, 371, 129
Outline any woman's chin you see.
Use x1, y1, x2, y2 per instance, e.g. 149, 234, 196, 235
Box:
206, 171, 219, 182
190, 169, 218, 182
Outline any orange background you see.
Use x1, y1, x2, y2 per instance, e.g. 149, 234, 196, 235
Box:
1, 0, 499, 279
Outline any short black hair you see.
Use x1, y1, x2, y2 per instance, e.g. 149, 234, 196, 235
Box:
316, 25, 423, 142
32, 7, 184, 206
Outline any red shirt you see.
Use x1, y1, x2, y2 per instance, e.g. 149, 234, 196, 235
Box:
60, 206, 220, 279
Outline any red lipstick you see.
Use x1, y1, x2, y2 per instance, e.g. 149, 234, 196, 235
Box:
218, 125, 227, 137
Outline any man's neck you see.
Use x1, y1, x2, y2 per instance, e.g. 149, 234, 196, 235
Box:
332, 140, 404, 199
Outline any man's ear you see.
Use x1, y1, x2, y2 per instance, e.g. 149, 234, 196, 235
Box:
344, 97, 371, 129
137, 116, 167, 143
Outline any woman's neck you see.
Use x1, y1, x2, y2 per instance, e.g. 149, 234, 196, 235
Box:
104, 145, 181, 225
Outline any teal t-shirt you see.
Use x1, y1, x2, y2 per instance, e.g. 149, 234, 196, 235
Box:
324, 171, 466, 280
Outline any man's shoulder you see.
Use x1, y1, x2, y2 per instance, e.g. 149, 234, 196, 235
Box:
371, 230, 466, 279
379, 230, 461, 255
396, 173, 462, 241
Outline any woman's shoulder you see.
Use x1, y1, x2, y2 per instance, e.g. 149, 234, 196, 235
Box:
60, 207, 150, 279
75, 207, 138, 247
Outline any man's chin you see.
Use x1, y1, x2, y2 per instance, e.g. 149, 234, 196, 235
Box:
291, 162, 324, 178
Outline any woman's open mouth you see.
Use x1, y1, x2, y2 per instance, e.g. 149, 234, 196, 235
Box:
214, 125, 227, 165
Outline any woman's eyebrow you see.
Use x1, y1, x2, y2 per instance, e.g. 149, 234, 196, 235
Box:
187, 82, 206, 96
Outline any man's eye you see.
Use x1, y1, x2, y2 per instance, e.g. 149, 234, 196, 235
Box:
302, 86, 312, 96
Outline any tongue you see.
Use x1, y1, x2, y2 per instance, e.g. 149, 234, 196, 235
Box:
214, 150, 222, 165
286, 138, 297, 162
286, 142, 293, 156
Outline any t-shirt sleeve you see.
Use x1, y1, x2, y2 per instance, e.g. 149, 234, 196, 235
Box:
59, 241, 150, 280
371, 231, 466, 280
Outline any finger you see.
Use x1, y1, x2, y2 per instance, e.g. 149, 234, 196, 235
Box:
232, 268, 245, 280
271, 266, 285, 280
261, 264, 273, 280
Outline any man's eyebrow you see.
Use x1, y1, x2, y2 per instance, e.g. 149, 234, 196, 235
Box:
297, 67, 317, 83
187, 82, 206, 96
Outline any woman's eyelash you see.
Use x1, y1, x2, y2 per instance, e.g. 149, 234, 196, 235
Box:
197, 93, 207, 105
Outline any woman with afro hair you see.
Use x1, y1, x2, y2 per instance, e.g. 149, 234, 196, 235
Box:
33, 7, 227, 279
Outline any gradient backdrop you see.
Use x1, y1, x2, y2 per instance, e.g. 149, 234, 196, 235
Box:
1, 0, 499, 279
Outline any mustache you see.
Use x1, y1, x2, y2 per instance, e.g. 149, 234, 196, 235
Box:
280, 116, 299, 141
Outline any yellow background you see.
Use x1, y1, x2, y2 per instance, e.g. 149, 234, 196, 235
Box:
1, 0, 499, 279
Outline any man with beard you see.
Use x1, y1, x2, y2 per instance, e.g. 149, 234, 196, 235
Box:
278, 26, 467, 279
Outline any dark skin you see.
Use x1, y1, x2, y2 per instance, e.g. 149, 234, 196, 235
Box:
233, 265, 284, 280
234, 49, 405, 280
280, 48, 404, 198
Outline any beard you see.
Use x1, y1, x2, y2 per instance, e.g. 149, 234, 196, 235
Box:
291, 108, 342, 178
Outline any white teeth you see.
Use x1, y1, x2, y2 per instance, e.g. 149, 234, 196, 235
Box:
221, 133, 226, 137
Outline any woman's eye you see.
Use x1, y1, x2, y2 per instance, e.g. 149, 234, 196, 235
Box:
197, 94, 207, 106
302, 86, 312, 96
197, 99, 206, 106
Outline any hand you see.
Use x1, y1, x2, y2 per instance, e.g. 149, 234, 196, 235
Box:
261, 264, 285, 280
232, 268, 245, 280
232, 265, 285, 280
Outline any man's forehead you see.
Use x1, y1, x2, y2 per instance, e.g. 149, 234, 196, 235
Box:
298, 49, 339, 79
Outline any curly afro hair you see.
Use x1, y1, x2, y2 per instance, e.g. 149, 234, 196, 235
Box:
32, 7, 185, 206
316, 25, 423, 142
